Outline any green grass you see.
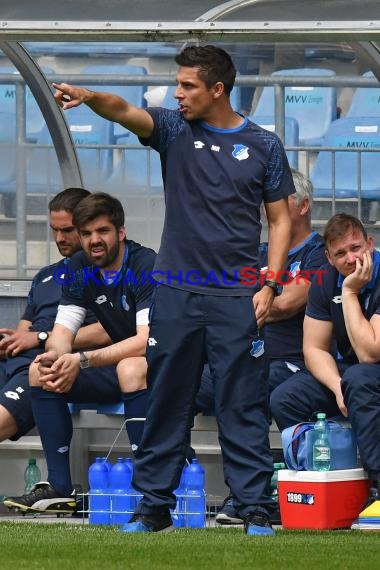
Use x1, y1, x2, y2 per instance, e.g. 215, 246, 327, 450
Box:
1, 522, 379, 570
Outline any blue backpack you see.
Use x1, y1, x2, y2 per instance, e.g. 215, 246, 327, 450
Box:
281, 420, 358, 471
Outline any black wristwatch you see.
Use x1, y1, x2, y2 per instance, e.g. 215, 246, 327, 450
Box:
79, 352, 91, 369
37, 331, 49, 347
263, 279, 283, 297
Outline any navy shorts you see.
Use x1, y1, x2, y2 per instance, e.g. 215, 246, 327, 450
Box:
0, 348, 120, 440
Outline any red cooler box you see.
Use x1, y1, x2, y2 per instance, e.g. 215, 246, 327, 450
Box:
278, 468, 370, 529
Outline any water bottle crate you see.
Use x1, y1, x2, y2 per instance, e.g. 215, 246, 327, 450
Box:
77, 492, 220, 528
86, 457, 213, 527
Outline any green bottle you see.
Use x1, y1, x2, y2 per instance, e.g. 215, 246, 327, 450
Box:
270, 462, 286, 500
24, 458, 41, 493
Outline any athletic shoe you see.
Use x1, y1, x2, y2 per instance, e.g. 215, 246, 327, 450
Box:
215, 495, 243, 525
71, 489, 88, 518
2, 482, 76, 514
120, 511, 174, 533
244, 511, 275, 536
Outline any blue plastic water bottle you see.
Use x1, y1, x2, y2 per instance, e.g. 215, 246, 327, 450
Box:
101, 456, 112, 475
183, 459, 206, 528
88, 457, 110, 525
171, 466, 186, 528
109, 458, 132, 525
123, 458, 135, 520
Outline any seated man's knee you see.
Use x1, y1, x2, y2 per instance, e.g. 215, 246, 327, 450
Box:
29, 361, 40, 387
341, 363, 377, 394
117, 357, 147, 393
269, 385, 284, 425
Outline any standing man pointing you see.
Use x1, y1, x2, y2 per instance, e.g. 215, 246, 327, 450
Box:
52, 45, 293, 536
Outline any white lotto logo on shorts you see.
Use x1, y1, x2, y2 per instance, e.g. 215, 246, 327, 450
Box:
148, 337, 157, 346
4, 386, 24, 400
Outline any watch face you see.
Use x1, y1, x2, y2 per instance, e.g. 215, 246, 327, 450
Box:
79, 353, 90, 369
38, 331, 48, 342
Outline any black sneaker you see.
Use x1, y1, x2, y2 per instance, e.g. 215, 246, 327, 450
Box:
3, 482, 76, 514
244, 511, 275, 536
71, 487, 88, 518
120, 510, 174, 533
215, 495, 243, 525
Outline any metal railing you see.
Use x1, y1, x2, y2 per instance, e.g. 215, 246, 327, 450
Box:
1, 71, 380, 276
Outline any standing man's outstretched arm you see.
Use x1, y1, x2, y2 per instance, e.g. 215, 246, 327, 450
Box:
52, 82, 154, 137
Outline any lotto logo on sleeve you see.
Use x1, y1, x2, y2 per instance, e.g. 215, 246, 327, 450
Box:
52, 266, 75, 285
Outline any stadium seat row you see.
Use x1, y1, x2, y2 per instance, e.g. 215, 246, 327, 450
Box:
1, 65, 380, 218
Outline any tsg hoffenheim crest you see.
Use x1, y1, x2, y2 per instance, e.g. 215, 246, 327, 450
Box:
250, 338, 265, 358
232, 144, 249, 161
289, 261, 301, 278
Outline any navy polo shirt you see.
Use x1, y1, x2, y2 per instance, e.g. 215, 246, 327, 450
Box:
61, 240, 156, 343
140, 109, 295, 295
23, 258, 97, 332
261, 231, 326, 360
306, 249, 380, 363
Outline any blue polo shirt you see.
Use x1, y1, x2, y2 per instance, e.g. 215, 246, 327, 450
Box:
61, 240, 156, 343
306, 249, 380, 363
261, 231, 326, 359
140, 109, 295, 295
22, 258, 97, 332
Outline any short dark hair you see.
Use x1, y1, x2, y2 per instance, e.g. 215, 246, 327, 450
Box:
324, 213, 368, 246
49, 187, 91, 213
175, 45, 236, 95
72, 192, 124, 230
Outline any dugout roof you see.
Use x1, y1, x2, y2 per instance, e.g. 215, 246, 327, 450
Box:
0, 0, 380, 42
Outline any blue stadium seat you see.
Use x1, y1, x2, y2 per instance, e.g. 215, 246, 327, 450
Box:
68, 403, 98, 413
96, 403, 124, 415
346, 71, 380, 118
109, 131, 163, 194
230, 84, 242, 113
310, 117, 380, 220
254, 68, 338, 146
68, 402, 124, 415
24, 126, 63, 195
0, 112, 16, 187
0, 108, 115, 216
24, 110, 113, 195
0, 116, 61, 217
250, 115, 299, 168
0, 65, 55, 136
63, 108, 114, 189
82, 63, 147, 138
161, 85, 177, 109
